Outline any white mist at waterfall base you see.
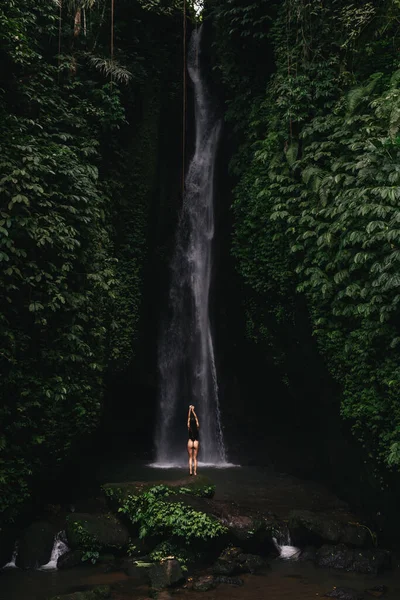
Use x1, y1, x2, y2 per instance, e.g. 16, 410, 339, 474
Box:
154, 25, 232, 467
2, 543, 18, 569
39, 532, 69, 570
149, 460, 238, 469
272, 536, 301, 560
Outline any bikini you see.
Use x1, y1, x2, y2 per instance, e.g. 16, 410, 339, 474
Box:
189, 416, 199, 442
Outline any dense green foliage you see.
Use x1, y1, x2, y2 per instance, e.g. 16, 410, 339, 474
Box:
0, 0, 184, 518
104, 483, 226, 541
210, 0, 400, 472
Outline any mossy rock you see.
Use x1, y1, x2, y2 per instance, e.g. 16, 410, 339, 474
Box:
102, 481, 227, 553
149, 539, 198, 566
102, 475, 215, 506
66, 513, 129, 553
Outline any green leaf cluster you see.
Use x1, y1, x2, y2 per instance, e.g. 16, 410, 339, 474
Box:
106, 484, 227, 541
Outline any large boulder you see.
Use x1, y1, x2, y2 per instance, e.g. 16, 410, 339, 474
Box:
204, 501, 285, 553
213, 546, 266, 576
289, 510, 371, 547
16, 521, 55, 569
65, 513, 129, 553
0, 526, 18, 567
193, 575, 217, 592
148, 559, 185, 590
317, 544, 390, 575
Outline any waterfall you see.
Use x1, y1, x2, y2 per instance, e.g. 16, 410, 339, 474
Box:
39, 532, 69, 570
272, 530, 300, 560
154, 26, 227, 466
2, 542, 18, 569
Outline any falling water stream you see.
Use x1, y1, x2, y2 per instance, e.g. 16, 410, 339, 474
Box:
154, 26, 228, 466
39, 533, 69, 570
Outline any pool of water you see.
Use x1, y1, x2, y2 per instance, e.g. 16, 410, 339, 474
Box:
2, 555, 400, 600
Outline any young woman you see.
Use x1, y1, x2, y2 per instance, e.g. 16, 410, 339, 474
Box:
187, 404, 200, 476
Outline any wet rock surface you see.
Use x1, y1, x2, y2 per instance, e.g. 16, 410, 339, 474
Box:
316, 544, 390, 574
57, 549, 84, 569
364, 584, 388, 598
16, 520, 55, 569
65, 513, 130, 552
324, 587, 364, 600
192, 575, 217, 591
212, 546, 266, 576
289, 509, 371, 547
298, 545, 318, 562
148, 558, 185, 589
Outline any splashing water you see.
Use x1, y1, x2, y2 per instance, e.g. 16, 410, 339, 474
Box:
154, 25, 228, 466
272, 531, 301, 561
39, 532, 69, 570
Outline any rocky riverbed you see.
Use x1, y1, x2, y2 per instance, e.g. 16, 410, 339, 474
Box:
1, 462, 399, 600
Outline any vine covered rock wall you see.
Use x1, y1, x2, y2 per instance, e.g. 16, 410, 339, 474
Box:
208, 0, 400, 481
0, 0, 184, 519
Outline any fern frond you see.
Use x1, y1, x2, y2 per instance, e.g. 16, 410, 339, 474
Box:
347, 73, 383, 115
87, 56, 132, 84
347, 86, 367, 115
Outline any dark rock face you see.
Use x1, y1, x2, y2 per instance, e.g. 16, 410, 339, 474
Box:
324, 587, 364, 600
204, 500, 286, 553
0, 526, 17, 567
317, 544, 390, 574
16, 520, 55, 569
289, 510, 371, 547
65, 513, 130, 552
364, 585, 388, 598
193, 575, 217, 591
148, 559, 185, 589
213, 546, 266, 576
299, 546, 317, 562
213, 559, 238, 576
57, 549, 83, 569
237, 552, 266, 574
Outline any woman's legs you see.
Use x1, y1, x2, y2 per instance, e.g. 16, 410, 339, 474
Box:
193, 440, 199, 475
187, 440, 194, 474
